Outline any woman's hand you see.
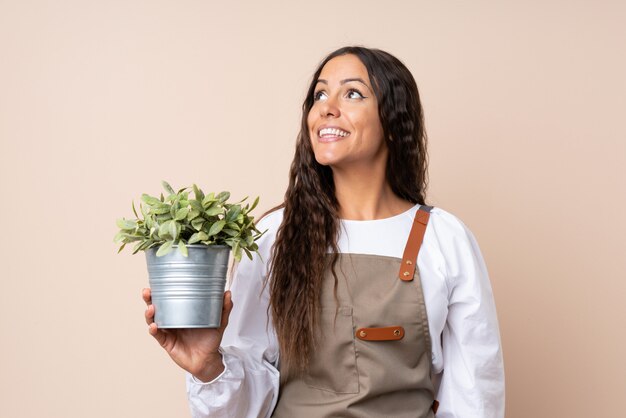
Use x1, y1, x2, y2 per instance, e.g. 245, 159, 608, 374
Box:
142, 287, 234, 383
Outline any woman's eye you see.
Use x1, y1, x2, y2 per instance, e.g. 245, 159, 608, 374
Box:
347, 89, 364, 99
313, 89, 365, 102
313, 91, 327, 101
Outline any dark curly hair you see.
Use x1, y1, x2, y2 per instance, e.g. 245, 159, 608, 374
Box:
260, 45, 429, 378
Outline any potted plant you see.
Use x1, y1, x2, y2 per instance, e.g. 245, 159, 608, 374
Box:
114, 180, 266, 328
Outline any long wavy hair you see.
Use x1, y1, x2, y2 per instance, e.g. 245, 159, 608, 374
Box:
260, 45, 429, 378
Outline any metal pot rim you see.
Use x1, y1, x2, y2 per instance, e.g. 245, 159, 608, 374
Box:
171, 244, 229, 248
155, 244, 230, 248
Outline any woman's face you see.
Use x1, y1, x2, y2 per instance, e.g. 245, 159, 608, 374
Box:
307, 54, 386, 170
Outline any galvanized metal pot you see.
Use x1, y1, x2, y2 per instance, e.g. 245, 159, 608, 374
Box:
145, 244, 230, 328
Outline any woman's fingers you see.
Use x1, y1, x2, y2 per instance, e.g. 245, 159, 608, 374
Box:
148, 322, 168, 348
145, 301, 169, 350
145, 304, 154, 325
143, 288, 176, 356
219, 290, 234, 332
143, 288, 154, 325
142, 288, 152, 305
144, 289, 231, 361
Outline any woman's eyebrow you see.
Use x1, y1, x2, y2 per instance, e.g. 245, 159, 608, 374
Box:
316, 78, 372, 92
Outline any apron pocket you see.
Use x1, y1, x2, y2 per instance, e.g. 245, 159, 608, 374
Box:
304, 306, 360, 394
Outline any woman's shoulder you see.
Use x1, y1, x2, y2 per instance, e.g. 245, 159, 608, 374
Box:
426, 205, 487, 283
427, 205, 474, 239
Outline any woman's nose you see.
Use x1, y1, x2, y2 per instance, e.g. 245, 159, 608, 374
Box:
319, 95, 340, 117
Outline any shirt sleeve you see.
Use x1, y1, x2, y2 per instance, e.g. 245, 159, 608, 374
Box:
433, 211, 505, 418
185, 213, 281, 418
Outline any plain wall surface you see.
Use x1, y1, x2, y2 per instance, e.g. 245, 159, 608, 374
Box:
1, 1, 624, 417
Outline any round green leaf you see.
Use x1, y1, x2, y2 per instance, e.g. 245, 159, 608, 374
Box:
208, 220, 226, 236
116, 218, 137, 230
177, 240, 188, 257
156, 241, 174, 257
175, 207, 189, 221
162, 180, 175, 195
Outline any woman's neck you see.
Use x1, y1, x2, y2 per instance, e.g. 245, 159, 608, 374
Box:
332, 164, 413, 221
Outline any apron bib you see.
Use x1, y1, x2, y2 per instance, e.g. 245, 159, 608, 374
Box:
272, 205, 439, 417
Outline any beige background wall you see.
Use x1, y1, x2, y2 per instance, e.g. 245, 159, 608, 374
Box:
1, 1, 624, 417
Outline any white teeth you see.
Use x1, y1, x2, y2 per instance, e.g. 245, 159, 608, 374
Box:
319, 128, 349, 137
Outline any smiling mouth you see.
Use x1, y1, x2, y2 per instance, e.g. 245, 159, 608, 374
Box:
317, 127, 350, 143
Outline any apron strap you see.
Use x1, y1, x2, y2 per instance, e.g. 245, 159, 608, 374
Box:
432, 399, 440, 413
398, 204, 433, 281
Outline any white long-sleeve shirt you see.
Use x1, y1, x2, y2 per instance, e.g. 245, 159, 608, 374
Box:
185, 204, 505, 417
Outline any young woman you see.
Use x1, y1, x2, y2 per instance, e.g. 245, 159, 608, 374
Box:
143, 46, 505, 417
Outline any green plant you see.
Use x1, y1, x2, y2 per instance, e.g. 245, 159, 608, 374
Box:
114, 180, 267, 262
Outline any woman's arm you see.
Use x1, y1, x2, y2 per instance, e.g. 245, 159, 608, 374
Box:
434, 211, 505, 418
185, 213, 281, 418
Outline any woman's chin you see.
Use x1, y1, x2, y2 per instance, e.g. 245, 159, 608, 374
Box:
314, 154, 342, 167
